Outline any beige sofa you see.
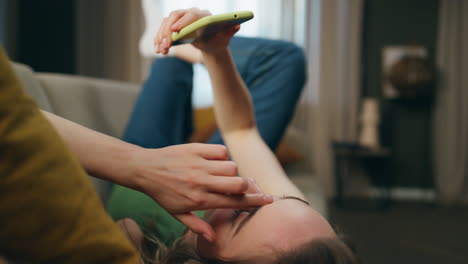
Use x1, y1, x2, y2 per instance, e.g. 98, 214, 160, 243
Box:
12, 62, 327, 215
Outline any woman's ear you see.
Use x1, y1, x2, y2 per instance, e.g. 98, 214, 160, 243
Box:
117, 218, 143, 251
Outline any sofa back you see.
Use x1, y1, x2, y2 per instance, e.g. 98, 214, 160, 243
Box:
12, 62, 141, 201
12, 63, 55, 112
12, 62, 140, 139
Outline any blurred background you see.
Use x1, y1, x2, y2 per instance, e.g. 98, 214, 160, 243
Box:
1, 0, 467, 263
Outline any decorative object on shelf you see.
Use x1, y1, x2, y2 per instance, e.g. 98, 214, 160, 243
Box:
382, 46, 435, 99
359, 98, 380, 150
387, 55, 436, 98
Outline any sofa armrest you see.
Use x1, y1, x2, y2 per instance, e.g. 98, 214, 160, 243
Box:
36, 73, 140, 138
35, 74, 141, 202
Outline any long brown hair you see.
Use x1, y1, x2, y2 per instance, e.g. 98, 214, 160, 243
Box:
141, 232, 359, 264
278, 234, 359, 264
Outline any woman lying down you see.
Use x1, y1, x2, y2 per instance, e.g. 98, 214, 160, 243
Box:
117, 9, 359, 264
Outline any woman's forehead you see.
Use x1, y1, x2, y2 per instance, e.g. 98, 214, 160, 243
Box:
225, 200, 322, 260
235, 199, 333, 243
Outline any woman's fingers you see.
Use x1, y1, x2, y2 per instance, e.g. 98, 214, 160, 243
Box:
171, 8, 211, 32
154, 8, 212, 54
174, 212, 216, 242
204, 160, 238, 176
154, 10, 186, 53
154, 18, 167, 53
160, 10, 186, 52
202, 176, 248, 194
194, 144, 230, 160
173, 194, 272, 243
202, 193, 273, 209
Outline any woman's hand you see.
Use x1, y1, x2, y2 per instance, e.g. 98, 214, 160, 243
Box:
129, 143, 272, 242
154, 8, 240, 56
154, 8, 210, 55
40, 111, 269, 242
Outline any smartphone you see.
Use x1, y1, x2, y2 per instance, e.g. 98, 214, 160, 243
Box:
171, 11, 254, 45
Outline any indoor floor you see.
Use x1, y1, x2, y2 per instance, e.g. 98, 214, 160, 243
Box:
329, 201, 468, 264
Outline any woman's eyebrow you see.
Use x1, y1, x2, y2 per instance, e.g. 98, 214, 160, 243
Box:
233, 207, 261, 236
281, 196, 310, 205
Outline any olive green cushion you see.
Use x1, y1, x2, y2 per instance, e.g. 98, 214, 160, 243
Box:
0, 48, 139, 263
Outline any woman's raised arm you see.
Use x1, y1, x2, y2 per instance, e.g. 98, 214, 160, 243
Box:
197, 32, 305, 199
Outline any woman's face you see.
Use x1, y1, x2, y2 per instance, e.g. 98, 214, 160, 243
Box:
183, 198, 335, 263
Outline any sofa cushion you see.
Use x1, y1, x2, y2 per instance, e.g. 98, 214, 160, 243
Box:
37, 73, 139, 138
11, 62, 54, 112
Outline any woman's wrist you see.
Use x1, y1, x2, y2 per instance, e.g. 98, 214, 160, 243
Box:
87, 140, 145, 191
201, 47, 231, 59
201, 47, 231, 62
173, 45, 204, 64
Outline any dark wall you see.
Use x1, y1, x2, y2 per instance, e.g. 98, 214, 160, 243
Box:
14, 0, 76, 73
361, 0, 439, 188
0, 0, 16, 55
0, 0, 6, 46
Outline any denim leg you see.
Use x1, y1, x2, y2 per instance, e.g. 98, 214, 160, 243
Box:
207, 37, 307, 151
122, 57, 194, 148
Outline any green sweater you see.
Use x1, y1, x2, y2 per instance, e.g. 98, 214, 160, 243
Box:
107, 185, 204, 246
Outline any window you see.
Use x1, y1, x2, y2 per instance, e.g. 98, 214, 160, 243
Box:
158, 0, 306, 44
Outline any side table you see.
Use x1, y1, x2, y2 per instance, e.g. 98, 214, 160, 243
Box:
332, 142, 392, 209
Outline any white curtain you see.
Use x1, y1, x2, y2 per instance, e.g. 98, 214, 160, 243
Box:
140, 0, 307, 57
434, 0, 468, 204
300, 0, 363, 197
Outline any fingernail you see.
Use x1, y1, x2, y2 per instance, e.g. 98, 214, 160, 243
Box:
163, 38, 168, 48
203, 233, 213, 242
273, 195, 282, 202
263, 194, 273, 203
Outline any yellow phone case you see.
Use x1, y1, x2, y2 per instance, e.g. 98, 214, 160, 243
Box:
171, 11, 254, 44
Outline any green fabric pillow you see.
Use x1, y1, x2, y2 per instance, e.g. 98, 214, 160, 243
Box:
107, 185, 205, 246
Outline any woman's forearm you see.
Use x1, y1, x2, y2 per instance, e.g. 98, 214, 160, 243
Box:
202, 49, 256, 134
40, 110, 143, 189
201, 49, 305, 198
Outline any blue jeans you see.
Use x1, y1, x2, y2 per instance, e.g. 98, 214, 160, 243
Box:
123, 37, 306, 151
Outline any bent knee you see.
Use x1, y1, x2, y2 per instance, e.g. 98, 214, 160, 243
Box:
267, 40, 306, 66
267, 40, 307, 81
284, 41, 306, 62
275, 41, 307, 87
